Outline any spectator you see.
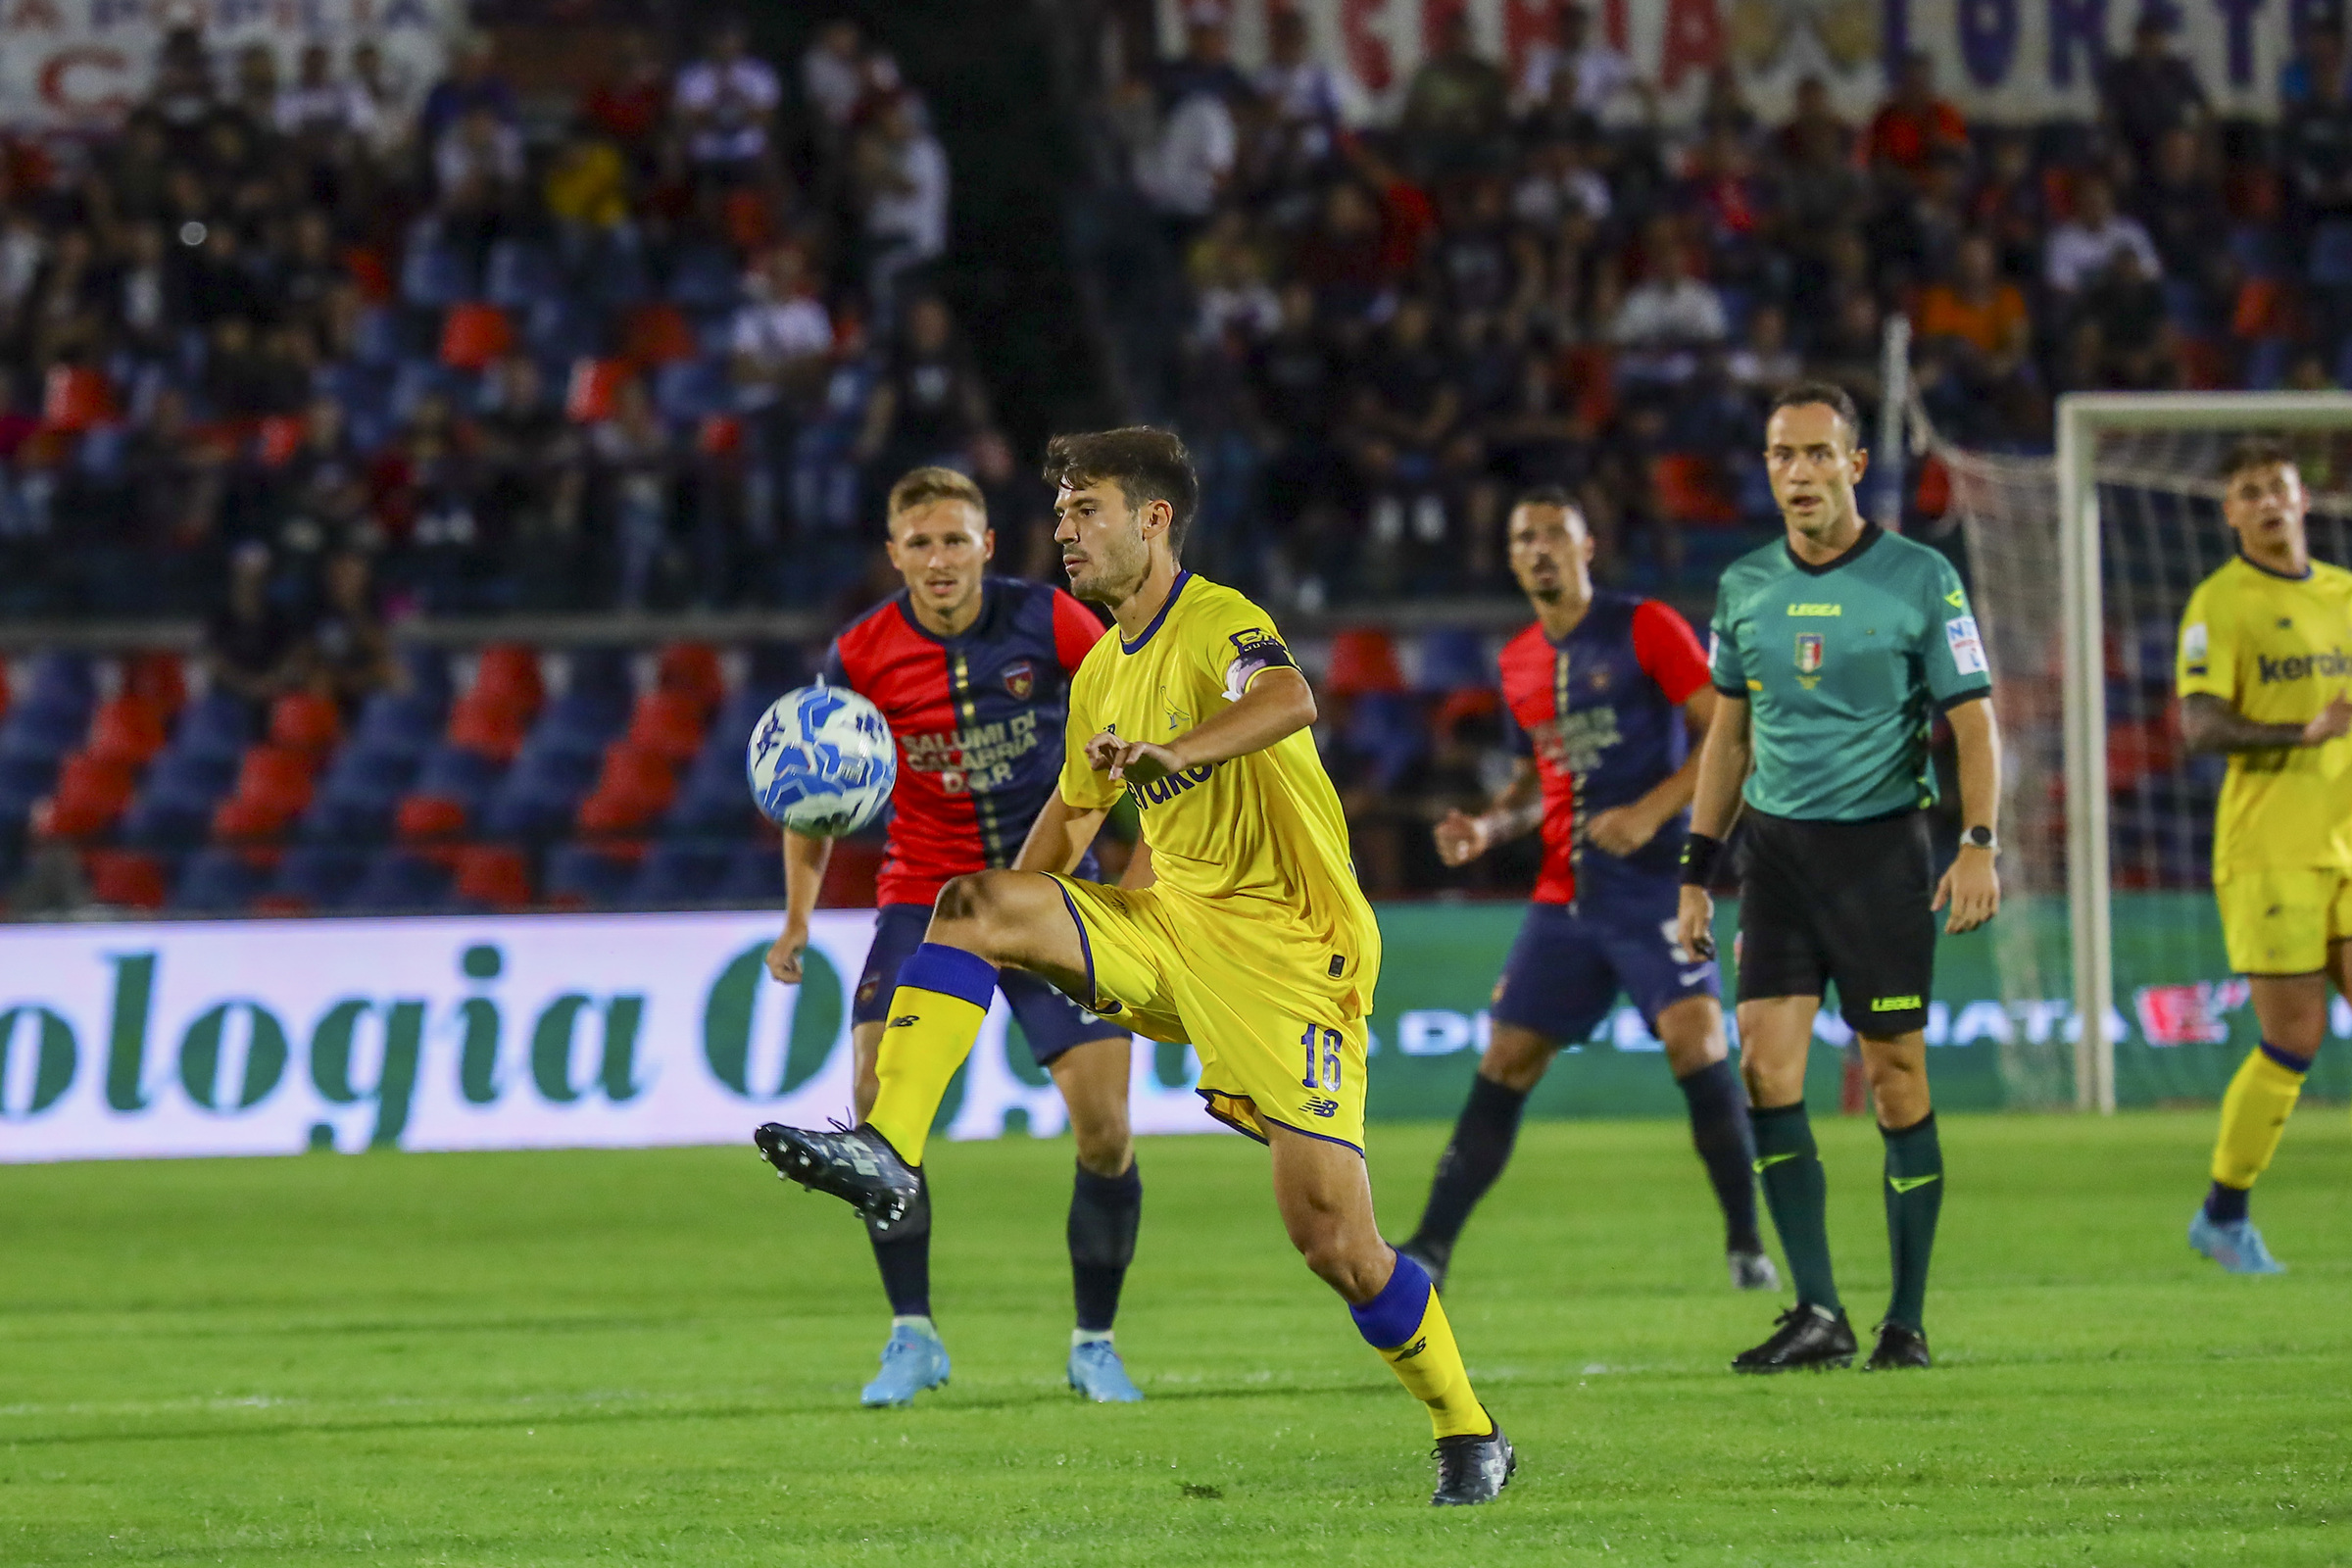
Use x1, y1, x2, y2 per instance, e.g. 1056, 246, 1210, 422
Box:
732, 244, 834, 413
1257, 7, 1347, 165
2044, 175, 2162, 294
1726, 301, 1800, 393
308, 547, 399, 713
420, 34, 516, 148
584, 32, 671, 166
1864, 51, 1967, 184
2282, 18, 2351, 110
1966, 129, 2047, 281
1516, 3, 1642, 127
2099, 14, 2207, 166
855, 295, 990, 484
1294, 180, 1396, 323
1511, 137, 1610, 227
1401, 9, 1509, 171
1135, 76, 1237, 228
2130, 126, 2231, 303
855, 91, 952, 315
1914, 232, 2038, 439
2077, 242, 2172, 388
1609, 226, 1728, 357
205, 542, 308, 710
1191, 211, 1280, 343
801, 19, 868, 145
274, 42, 373, 143
1158, 1, 1252, 110
583, 378, 675, 610
675, 19, 780, 179
543, 122, 631, 231
2281, 51, 2352, 229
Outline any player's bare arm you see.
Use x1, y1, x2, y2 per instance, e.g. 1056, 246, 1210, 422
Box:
1677, 691, 1751, 961
1589, 685, 1719, 858
1434, 758, 1542, 866
766, 828, 834, 983
1012, 790, 1108, 876
1932, 696, 2002, 934
2180, 690, 2352, 753
1086, 664, 1318, 786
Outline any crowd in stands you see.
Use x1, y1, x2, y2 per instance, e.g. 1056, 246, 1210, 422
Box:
0, 17, 987, 623
1089, 4, 2352, 603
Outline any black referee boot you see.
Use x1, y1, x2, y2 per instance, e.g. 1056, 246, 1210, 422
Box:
1731, 1303, 1857, 1373
1864, 1320, 1932, 1370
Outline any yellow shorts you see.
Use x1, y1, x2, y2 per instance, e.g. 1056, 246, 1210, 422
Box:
1047, 875, 1381, 1152
2216, 866, 2352, 975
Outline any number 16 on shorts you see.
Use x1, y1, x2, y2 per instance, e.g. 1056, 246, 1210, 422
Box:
1301, 1024, 1345, 1090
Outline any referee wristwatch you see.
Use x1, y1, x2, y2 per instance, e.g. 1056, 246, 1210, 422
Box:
1961, 825, 1997, 854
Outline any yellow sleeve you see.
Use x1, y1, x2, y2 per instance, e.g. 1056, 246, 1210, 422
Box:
2177, 578, 2236, 704
1056, 655, 1121, 810
1184, 588, 1300, 703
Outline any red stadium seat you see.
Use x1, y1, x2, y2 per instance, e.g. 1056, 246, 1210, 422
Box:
1323, 628, 1405, 698
447, 691, 528, 762
123, 652, 185, 714
656, 643, 725, 713
565, 358, 631, 422
395, 794, 468, 843
269, 691, 342, 757
574, 744, 675, 835
85, 849, 169, 909
86, 695, 170, 767
440, 302, 514, 370
623, 689, 706, 764
1649, 454, 1740, 525
213, 793, 294, 843
207, 745, 317, 842
256, 415, 305, 466
33, 754, 138, 839
472, 643, 545, 713
620, 302, 695, 368
455, 845, 532, 909
41, 364, 114, 432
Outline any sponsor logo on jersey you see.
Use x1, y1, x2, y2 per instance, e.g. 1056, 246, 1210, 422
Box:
889, 1014, 920, 1028
1944, 614, 1987, 675
1126, 761, 1217, 809
1946, 589, 1967, 610
1871, 994, 1923, 1011
1787, 603, 1842, 616
2256, 649, 2352, 683
1002, 659, 1035, 700
1794, 633, 1824, 678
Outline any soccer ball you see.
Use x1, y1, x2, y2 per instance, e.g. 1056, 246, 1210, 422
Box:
746, 685, 897, 836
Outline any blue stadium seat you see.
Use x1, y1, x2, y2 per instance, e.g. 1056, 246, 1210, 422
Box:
480, 746, 598, 839
713, 684, 776, 741
1345, 692, 1427, 794
121, 749, 237, 849
485, 238, 561, 310
303, 743, 421, 843
274, 844, 370, 909
667, 245, 741, 311
400, 235, 477, 310
171, 848, 269, 913
413, 744, 506, 818
546, 843, 639, 906
402, 646, 456, 708
566, 645, 637, 700
666, 749, 756, 837
1415, 627, 1493, 694
656, 357, 734, 424
631, 839, 731, 906
527, 690, 629, 762
351, 849, 457, 912
524, 294, 600, 363
715, 842, 786, 903
169, 690, 251, 766
351, 689, 444, 760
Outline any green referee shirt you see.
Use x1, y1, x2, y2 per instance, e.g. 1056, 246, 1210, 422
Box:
1707, 522, 1992, 821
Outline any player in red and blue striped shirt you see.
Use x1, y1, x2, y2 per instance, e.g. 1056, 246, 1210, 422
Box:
763, 467, 1146, 1407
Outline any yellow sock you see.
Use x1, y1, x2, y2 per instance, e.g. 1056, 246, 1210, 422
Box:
2210, 1041, 2309, 1191
865, 944, 998, 1167
1350, 1251, 1490, 1440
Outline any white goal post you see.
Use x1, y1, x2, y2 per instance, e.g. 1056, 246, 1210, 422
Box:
2053, 393, 2352, 1112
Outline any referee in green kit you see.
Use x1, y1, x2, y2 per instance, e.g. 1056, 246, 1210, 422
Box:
1676, 382, 2003, 1374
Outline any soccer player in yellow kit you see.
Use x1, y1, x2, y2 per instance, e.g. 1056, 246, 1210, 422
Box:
755, 426, 1513, 1505
2178, 438, 2352, 1274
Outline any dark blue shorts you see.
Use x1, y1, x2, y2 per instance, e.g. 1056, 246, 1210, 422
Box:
851, 903, 1127, 1068
1490, 884, 1721, 1044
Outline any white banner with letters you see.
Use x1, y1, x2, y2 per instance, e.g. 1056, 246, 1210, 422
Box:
0, 910, 1224, 1163
1164, 0, 2304, 126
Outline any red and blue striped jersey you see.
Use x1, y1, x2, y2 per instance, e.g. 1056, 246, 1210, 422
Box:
1497, 592, 1710, 906
823, 577, 1107, 906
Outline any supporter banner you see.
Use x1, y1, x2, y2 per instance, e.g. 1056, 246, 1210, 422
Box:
1162, 0, 2302, 126
0, 896, 2342, 1162
0, 0, 460, 131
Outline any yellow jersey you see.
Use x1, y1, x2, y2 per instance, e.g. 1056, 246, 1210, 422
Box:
1058, 572, 1376, 953
2176, 554, 2352, 876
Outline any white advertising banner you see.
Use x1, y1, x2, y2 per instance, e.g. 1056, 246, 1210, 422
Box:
1166, 0, 2307, 126
0, 0, 459, 131
0, 909, 1225, 1164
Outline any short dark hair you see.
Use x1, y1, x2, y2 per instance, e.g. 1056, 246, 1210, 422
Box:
2219, 436, 2296, 485
1042, 426, 1200, 557
1510, 486, 1587, 530
1767, 380, 1864, 447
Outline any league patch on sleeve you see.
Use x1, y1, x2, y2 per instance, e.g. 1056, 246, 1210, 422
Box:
1222, 627, 1295, 701
1944, 615, 1987, 676
2180, 621, 2208, 677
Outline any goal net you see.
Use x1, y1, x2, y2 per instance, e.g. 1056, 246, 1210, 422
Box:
1915, 393, 2352, 1111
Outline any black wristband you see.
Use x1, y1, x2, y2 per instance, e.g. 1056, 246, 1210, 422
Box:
1680, 832, 1725, 888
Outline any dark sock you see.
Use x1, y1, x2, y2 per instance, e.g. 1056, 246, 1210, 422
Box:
1881, 1111, 1943, 1333
1068, 1159, 1143, 1333
866, 1167, 932, 1318
2203, 1180, 2250, 1226
1751, 1102, 1840, 1312
1408, 1073, 1530, 1255
1676, 1058, 1762, 1254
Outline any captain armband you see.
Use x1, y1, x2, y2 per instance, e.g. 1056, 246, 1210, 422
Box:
1680, 832, 1725, 888
1221, 628, 1296, 701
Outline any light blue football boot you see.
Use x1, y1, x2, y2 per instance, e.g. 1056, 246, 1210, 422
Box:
860, 1319, 952, 1406
2188, 1209, 2287, 1275
1067, 1337, 1144, 1402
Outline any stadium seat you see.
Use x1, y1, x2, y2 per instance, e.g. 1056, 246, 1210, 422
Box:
715, 842, 786, 903
84, 847, 171, 909
565, 357, 631, 422
454, 844, 533, 910
712, 683, 776, 743
171, 847, 271, 913
273, 844, 370, 909
479, 745, 598, 839
350, 689, 443, 760
667, 245, 742, 311
412, 741, 505, 814
268, 692, 342, 758
447, 690, 530, 763
545, 842, 639, 907
0, 750, 62, 819
620, 302, 696, 368
210, 746, 317, 842
1323, 629, 1406, 697
120, 749, 236, 849
666, 746, 756, 837
122, 652, 186, 715
350, 848, 457, 912
33, 753, 139, 838
631, 839, 731, 905
440, 302, 514, 371
171, 690, 253, 765
301, 741, 421, 844
85, 695, 170, 767
395, 793, 469, 844
401, 646, 456, 709
1415, 627, 1493, 694
658, 643, 726, 714
574, 745, 676, 836
471, 644, 546, 712
485, 239, 561, 310
654, 357, 731, 423
400, 235, 476, 310
623, 689, 706, 764
42, 363, 115, 431
1344, 693, 1428, 794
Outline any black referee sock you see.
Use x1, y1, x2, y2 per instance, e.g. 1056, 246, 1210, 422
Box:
1881, 1112, 1943, 1334
1751, 1102, 1840, 1312
1069, 1159, 1143, 1334
1408, 1073, 1530, 1257
1676, 1059, 1763, 1255
866, 1167, 933, 1319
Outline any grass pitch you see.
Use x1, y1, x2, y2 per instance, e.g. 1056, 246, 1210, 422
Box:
2, 1110, 2347, 1566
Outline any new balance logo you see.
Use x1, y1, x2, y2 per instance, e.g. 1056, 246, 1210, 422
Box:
1887, 1174, 1941, 1194
1392, 1336, 1429, 1361
1301, 1097, 1340, 1119
889, 1014, 920, 1029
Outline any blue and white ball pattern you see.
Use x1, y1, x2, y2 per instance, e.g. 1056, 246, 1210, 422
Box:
746, 685, 897, 836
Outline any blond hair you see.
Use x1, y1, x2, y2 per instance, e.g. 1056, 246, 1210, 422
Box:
887, 466, 987, 523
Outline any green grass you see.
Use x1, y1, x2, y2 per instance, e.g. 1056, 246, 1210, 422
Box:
2, 1110, 2348, 1565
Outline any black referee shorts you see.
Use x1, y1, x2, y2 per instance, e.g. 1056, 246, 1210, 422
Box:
1736, 808, 1936, 1038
